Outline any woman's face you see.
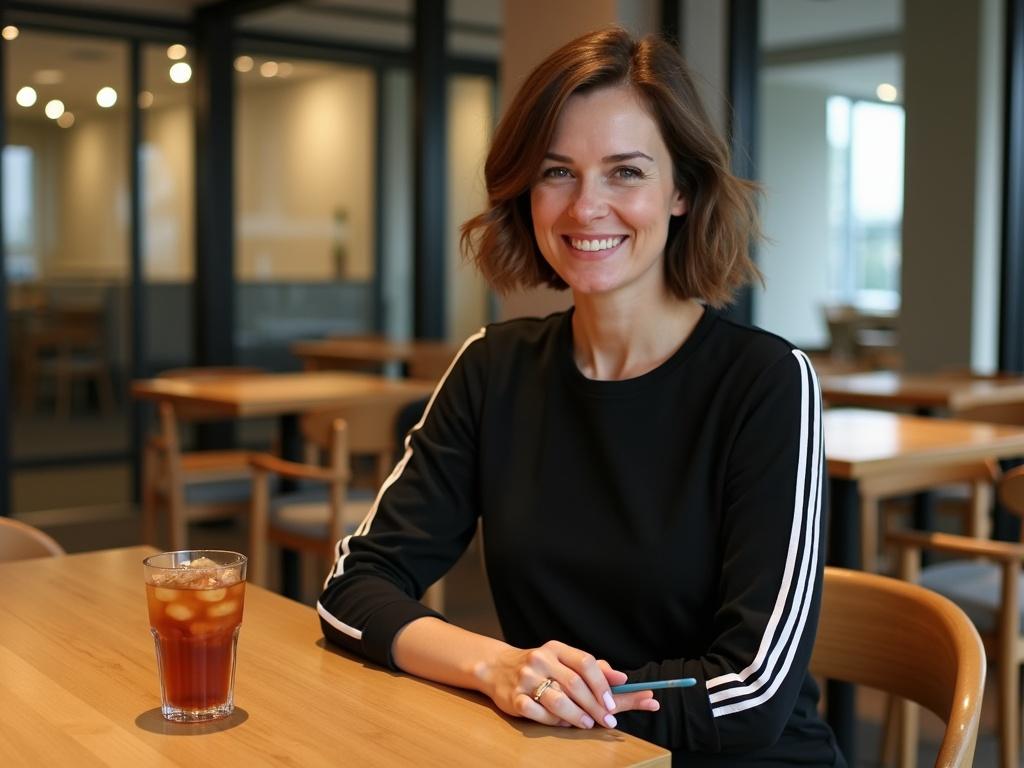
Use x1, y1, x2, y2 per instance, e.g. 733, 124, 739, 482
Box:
530, 84, 687, 301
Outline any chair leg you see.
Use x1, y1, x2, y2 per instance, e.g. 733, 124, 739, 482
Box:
249, 470, 270, 588
860, 494, 879, 573
878, 694, 898, 766
141, 454, 160, 547
1000, 660, 1020, 768
897, 699, 919, 768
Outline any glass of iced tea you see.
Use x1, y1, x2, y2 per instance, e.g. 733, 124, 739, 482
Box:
143, 550, 247, 722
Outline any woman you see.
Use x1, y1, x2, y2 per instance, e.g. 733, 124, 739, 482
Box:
319, 27, 840, 766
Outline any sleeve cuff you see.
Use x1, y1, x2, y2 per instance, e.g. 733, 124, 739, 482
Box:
362, 599, 446, 669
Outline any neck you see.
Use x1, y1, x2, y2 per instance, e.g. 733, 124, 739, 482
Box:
571, 292, 704, 381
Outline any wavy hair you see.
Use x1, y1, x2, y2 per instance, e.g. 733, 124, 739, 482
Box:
460, 26, 762, 307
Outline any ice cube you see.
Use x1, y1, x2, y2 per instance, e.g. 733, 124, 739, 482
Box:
206, 600, 238, 619
185, 556, 219, 569
165, 603, 194, 622
196, 588, 226, 603
153, 587, 179, 603
189, 621, 217, 636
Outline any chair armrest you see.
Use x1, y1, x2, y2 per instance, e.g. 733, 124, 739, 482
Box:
886, 529, 1024, 563
248, 452, 349, 483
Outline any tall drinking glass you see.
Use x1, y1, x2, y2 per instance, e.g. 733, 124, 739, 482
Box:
143, 550, 247, 722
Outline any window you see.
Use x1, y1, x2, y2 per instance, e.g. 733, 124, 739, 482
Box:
3, 145, 36, 280
826, 96, 904, 310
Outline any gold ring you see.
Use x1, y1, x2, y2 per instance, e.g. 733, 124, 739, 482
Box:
532, 678, 555, 702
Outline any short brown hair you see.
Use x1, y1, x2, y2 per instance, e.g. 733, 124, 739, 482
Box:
461, 26, 762, 308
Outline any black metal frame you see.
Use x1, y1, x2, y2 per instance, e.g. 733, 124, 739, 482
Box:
726, 0, 758, 327
1002, 0, 1024, 373
413, 0, 447, 340
0, 0, 9, 516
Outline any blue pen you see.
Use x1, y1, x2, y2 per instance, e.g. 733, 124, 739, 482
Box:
610, 677, 697, 694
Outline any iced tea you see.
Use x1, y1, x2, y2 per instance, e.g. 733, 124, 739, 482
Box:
143, 551, 247, 722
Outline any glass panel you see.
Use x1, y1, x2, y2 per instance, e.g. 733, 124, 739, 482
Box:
142, 40, 195, 374
235, 54, 378, 369
447, 73, 495, 341
4, 29, 131, 514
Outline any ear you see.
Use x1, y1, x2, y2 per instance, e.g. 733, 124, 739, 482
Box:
670, 189, 688, 217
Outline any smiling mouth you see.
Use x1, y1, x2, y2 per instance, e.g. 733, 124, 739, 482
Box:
565, 236, 626, 252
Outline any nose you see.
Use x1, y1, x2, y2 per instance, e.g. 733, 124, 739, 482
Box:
568, 178, 608, 224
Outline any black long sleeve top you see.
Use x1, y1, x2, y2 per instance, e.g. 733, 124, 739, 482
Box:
318, 308, 843, 766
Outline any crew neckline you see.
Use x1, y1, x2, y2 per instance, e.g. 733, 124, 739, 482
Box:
559, 305, 716, 397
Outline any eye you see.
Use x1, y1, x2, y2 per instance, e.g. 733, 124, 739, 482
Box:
612, 166, 645, 180
541, 166, 573, 179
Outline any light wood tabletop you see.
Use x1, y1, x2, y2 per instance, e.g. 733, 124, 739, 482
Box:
820, 370, 1024, 412
0, 547, 670, 767
824, 407, 1024, 480
131, 370, 437, 418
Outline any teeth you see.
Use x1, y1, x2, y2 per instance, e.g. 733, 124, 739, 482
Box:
570, 236, 623, 252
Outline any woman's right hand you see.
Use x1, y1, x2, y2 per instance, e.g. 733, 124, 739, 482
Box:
477, 640, 660, 729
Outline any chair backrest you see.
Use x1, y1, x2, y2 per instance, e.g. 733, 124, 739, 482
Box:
811, 567, 985, 767
999, 465, 1024, 526
0, 518, 65, 562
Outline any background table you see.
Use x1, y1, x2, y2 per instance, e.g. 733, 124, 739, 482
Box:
820, 370, 1024, 412
0, 547, 669, 767
132, 371, 436, 596
823, 408, 1024, 762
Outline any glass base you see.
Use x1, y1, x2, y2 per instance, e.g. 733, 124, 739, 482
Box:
161, 701, 234, 723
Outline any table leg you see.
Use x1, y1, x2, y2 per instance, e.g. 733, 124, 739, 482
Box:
912, 491, 936, 566
827, 476, 858, 765
279, 414, 302, 600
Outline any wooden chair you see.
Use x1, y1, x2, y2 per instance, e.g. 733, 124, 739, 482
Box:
811, 567, 985, 768
249, 399, 444, 611
859, 460, 998, 572
0, 518, 65, 562
887, 465, 1024, 768
20, 305, 116, 418
141, 367, 268, 551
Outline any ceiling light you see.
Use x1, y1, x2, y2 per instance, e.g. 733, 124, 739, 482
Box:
33, 69, 64, 85
1, 26, 18, 41
44, 99, 65, 120
138, 90, 154, 109
96, 86, 118, 108
278, 62, 294, 78
259, 61, 279, 78
169, 62, 192, 84
57, 112, 75, 129
876, 83, 898, 103
234, 55, 253, 73
167, 43, 187, 60
15, 86, 37, 107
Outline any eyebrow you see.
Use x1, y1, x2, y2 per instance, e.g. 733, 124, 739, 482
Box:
543, 151, 655, 163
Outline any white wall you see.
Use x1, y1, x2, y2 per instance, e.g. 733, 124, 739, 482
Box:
754, 81, 831, 348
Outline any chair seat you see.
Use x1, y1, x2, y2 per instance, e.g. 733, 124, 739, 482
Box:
919, 560, 1024, 634
270, 488, 376, 539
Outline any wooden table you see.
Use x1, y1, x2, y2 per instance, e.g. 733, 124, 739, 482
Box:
0, 547, 669, 767
131, 370, 437, 419
820, 370, 1024, 412
823, 408, 1024, 761
292, 337, 459, 379
132, 371, 437, 597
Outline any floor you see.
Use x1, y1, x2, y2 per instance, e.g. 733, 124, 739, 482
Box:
15, 492, 1011, 767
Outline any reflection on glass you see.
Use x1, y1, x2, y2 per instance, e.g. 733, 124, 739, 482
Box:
4, 28, 131, 513
235, 56, 378, 366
